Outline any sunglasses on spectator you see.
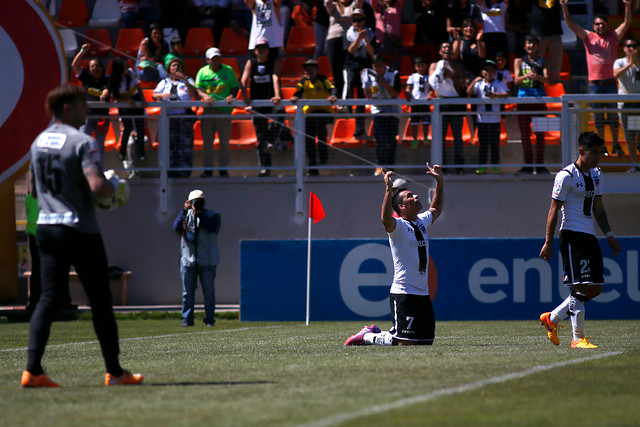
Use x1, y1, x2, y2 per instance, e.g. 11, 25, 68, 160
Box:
625, 44, 638, 48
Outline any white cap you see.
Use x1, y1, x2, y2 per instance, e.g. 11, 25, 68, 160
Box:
205, 47, 221, 59
188, 189, 204, 201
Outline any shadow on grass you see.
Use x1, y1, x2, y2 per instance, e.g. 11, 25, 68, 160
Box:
147, 380, 274, 387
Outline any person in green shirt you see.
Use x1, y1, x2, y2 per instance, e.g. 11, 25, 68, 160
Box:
195, 47, 239, 178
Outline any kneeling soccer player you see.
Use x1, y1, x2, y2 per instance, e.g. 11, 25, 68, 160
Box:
345, 164, 444, 346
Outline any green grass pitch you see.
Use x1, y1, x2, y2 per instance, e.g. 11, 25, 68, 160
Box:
1, 316, 639, 426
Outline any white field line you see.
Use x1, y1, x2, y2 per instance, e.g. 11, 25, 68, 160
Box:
0, 325, 283, 353
298, 350, 624, 427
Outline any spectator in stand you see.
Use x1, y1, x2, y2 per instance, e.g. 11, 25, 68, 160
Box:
325, 0, 353, 97
120, 0, 159, 31
314, 0, 331, 59
530, 0, 562, 83
136, 23, 170, 84
514, 35, 549, 174
405, 56, 434, 148
230, 0, 254, 36
613, 36, 640, 172
195, 48, 239, 178
494, 50, 514, 92
246, 0, 285, 62
353, 0, 376, 29
428, 41, 468, 174
240, 38, 282, 177
363, 54, 402, 175
152, 54, 197, 178
289, 59, 338, 176
505, 0, 530, 57
413, 0, 449, 65
446, 0, 482, 43
170, 37, 185, 58
103, 58, 147, 165
187, 0, 233, 47
72, 44, 109, 164
452, 18, 486, 86
477, 0, 509, 62
343, 8, 375, 139
371, 0, 404, 70
291, 0, 315, 27
467, 60, 510, 174
561, 0, 632, 156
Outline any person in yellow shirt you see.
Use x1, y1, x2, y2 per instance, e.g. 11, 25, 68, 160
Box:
290, 59, 337, 176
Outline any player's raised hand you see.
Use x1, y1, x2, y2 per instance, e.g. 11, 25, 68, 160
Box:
426, 162, 443, 181
383, 170, 395, 191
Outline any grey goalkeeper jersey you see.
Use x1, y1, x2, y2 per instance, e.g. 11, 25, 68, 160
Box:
30, 123, 103, 233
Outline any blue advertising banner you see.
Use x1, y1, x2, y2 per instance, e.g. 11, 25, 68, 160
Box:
240, 238, 640, 321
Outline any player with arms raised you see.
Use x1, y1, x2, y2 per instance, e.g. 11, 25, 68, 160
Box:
539, 131, 621, 349
344, 164, 444, 346
22, 85, 142, 387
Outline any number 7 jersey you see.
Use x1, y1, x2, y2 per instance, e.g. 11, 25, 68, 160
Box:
551, 162, 603, 236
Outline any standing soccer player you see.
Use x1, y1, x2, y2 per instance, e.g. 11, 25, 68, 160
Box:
344, 163, 444, 346
539, 131, 621, 349
22, 85, 142, 387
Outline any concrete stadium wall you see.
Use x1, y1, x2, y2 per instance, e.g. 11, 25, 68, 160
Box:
97, 175, 640, 306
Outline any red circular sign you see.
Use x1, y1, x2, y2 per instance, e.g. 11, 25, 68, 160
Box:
0, 0, 65, 181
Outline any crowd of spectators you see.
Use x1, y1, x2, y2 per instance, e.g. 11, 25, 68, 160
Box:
68, 0, 639, 176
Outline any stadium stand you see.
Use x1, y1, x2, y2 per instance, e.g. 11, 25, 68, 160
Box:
218, 27, 249, 55
114, 28, 144, 57
60, 28, 78, 57
285, 26, 316, 55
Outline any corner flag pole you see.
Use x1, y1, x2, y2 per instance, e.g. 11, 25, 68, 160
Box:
307, 192, 325, 326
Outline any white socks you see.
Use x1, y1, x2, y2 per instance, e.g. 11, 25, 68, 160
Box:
363, 331, 394, 346
551, 294, 586, 339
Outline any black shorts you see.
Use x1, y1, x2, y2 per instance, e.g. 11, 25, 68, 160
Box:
409, 105, 431, 125
389, 294, 435, 344
560, 230, 604, 286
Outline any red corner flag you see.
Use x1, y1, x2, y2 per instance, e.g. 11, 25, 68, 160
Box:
309, 192, 325, 223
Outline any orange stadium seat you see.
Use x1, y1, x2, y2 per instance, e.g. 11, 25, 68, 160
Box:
218, 27, 249, 55
559, 51, 571, 81
82, 28, 112, 57
229, 120, 257, 149
114, 28, 144, 57
56, 0, 89, 27
183, 27, 215, 57
330, 119, 363, 148
221, 57, 240, 77
280, 56, 307, 86
285, 26, 316, 55
401, 24, 416, 53
281, 87, 298, 113
317, 56, 332, 79
544, 82, 565, 110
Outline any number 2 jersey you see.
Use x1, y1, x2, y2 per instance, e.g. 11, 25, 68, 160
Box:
30, 123, 103, 233
551, 162, 603, 236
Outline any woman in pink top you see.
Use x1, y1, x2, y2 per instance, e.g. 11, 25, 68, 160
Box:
561, 0, 632, 156
371, 0, 404, 68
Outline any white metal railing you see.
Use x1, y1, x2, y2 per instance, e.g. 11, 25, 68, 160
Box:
89, 93, 640, 213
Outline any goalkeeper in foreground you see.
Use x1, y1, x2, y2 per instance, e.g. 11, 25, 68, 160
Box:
23, 85, 142, 387
345, 164, 444, 346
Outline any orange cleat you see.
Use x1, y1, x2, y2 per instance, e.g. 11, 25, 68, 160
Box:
105, 370, 144, 386
540, 312, 560, 346
21, 371, 61, 388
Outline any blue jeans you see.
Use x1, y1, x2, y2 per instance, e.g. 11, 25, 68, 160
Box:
589, 81, 619, 134
180, 264, 216, 325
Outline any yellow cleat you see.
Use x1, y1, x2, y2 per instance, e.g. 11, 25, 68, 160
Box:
571, 337, 598, 349
540, 312, 560, 346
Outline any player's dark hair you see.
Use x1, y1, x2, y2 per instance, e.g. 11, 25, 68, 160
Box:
623, 35, 638, 45
594, 14, 608, 24
391, 187, 407, 214
525, 35, 540, 45
578, 131, 604, 150
44, 84, 85, 118
108, 57, 130, 99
